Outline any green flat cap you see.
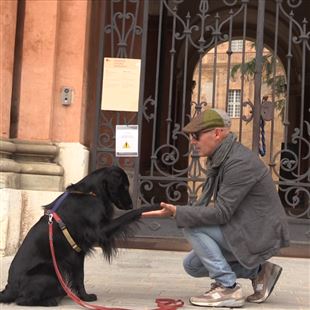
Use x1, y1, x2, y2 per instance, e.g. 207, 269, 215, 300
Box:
183, 108, 231, 133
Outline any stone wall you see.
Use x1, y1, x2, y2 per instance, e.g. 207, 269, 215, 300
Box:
0, 138, 89, 256
0, 139, 64, 191
0, 188, 60, 256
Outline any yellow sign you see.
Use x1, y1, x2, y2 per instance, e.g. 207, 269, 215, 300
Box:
123, 142, 130, 149
101, 58, 141, 112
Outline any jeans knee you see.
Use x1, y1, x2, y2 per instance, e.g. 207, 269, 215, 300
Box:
183, 255, 208, 278
183, 259, 200, 277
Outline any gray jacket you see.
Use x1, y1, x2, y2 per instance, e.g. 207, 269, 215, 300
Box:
175, 141, 290, 269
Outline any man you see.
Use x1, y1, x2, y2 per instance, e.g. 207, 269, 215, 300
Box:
143, 108, 290, 308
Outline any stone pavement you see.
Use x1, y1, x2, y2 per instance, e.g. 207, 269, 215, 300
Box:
0, 248, 309, 310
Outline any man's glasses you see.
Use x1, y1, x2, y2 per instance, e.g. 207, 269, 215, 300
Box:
190, 128, 215, 141
190, 132, 200, 141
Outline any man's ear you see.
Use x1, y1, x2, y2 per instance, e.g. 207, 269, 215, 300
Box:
214, 128, 222, 140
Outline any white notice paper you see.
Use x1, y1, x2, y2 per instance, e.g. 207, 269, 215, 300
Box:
101, 58, 141, 111
115, 125, 139, 157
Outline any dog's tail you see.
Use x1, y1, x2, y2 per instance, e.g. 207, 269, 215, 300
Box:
0, 285, 17, 303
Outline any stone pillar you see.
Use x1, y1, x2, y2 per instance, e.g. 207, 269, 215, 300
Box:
0, 0, 18, 138
17, 0, 59, 140
51, 0, 89, 143
15, 0, 90, 143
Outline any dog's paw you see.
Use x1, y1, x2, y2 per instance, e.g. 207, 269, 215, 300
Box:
80, 293, 97, 302
140, 204, 161, 212
16, 297, 58, 307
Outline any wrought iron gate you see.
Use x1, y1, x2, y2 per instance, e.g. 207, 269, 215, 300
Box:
92, 0, 310, 246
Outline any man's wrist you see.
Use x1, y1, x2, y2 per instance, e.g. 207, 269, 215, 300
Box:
171, 206, 177, 218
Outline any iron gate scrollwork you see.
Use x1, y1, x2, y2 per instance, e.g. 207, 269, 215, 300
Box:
92, 0, 145, 173
94, 0, 310, 243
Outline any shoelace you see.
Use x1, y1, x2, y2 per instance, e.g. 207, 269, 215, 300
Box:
204, 282, 222, 294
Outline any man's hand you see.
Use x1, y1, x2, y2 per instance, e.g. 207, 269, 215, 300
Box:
142, 202, 176, 218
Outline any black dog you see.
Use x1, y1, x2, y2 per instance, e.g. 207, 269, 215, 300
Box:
0, 166, 159, 306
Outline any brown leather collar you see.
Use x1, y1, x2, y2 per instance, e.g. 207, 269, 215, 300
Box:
67, 190, 96, 197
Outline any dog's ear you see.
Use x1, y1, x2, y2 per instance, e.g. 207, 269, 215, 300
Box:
101, 179, 108, 194
93, 178, 111, 201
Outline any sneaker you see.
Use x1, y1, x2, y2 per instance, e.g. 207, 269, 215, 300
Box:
247, 261, 282, 303
189, 282, 245, 308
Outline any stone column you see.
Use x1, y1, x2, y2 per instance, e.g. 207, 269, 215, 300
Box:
17, 0, 59, 140
0, 0, 18, 138
51, 0, 89, 143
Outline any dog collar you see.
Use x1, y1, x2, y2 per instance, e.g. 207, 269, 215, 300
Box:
48, 212, 82, 253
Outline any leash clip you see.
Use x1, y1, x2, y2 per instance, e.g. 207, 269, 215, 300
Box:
48, 213, 54, 225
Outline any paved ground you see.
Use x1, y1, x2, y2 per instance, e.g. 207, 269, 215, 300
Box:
0, 248, 309, 310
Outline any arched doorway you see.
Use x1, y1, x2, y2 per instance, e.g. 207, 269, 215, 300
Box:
190, 39, 287, 196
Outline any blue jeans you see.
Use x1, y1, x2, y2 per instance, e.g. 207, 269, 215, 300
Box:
183, 226, 259, 287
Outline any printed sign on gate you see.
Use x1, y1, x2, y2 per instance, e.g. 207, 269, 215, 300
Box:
115, 125, 139, 157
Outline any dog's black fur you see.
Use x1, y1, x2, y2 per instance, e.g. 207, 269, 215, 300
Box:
0, 166, 159, 307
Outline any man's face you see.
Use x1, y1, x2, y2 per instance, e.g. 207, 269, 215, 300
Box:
190, 128, 222, 157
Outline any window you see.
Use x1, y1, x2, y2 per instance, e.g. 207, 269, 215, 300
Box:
228, 90, 241, 118
231, 40, 243, 52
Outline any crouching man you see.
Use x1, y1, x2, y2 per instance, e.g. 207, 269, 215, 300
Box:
143, 108, 290, 308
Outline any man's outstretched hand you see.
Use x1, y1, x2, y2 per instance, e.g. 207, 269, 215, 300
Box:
141, 202, 176, 218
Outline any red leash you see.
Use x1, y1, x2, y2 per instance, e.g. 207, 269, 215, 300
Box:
48, 214, 184, 310
155, 299, 184, 309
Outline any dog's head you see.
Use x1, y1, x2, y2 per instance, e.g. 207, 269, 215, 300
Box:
66, 166, 133, 211
102, 166, 133, 210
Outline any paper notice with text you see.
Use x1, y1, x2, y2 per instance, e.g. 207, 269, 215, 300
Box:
101, 58, 141, 112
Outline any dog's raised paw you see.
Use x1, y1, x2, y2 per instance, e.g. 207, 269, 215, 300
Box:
140, 204, 161, 212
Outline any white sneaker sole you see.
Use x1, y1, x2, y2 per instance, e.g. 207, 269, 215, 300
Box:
190, 297, 245, 308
